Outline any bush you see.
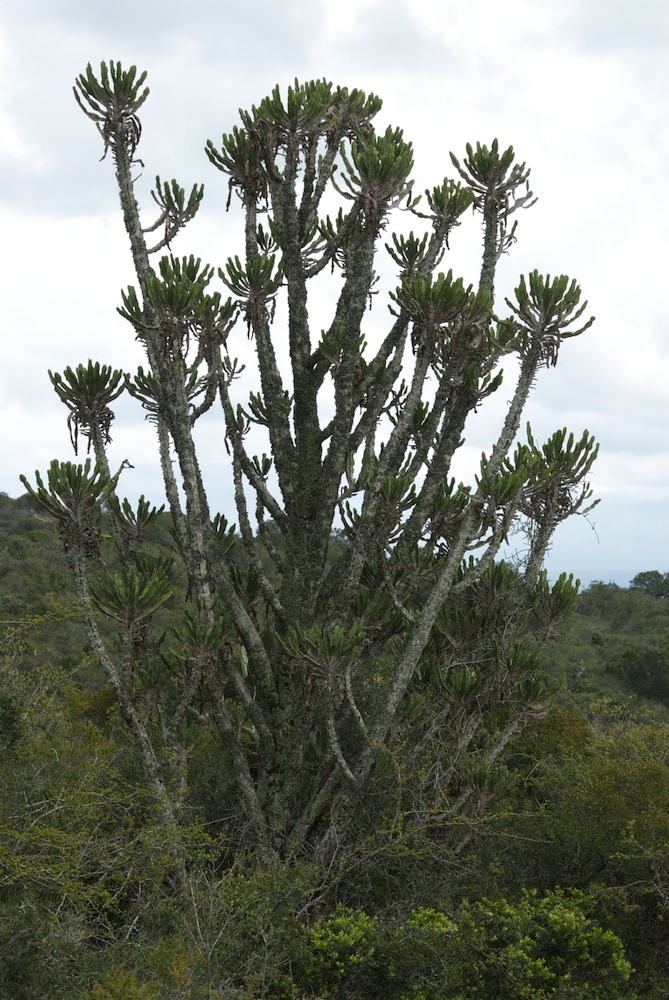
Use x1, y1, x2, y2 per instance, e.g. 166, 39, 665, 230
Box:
288, 894, 633, 1000
449, 889, 634, 999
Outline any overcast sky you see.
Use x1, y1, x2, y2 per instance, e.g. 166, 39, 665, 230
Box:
0, 0, 667, 587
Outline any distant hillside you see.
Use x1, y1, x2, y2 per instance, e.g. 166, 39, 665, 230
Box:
0, 492, 84, 673
542, 575, 669, 718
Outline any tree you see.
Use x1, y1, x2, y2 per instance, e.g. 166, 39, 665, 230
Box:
22, 62, 599, 866
630, 571, 669, 600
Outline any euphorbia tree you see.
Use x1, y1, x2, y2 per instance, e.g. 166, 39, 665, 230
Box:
23, 62, 598, 863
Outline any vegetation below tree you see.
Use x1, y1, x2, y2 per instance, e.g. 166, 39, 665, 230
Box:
2, 491, 668, 995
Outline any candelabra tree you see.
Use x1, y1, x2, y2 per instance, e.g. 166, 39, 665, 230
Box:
22, 62, 599, 865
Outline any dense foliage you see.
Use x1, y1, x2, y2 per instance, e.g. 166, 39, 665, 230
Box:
2, 500, 669, 993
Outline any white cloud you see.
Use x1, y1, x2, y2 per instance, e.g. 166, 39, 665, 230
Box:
0, 106, 26, 157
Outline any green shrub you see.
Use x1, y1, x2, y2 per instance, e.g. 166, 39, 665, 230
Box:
449, 889, 634, 999
87, 969, 158, 1000
290, 892, 633, 1000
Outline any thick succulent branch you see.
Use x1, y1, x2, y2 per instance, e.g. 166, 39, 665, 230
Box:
68, 538, 179, 834
205, 660, 270, 851
232, 447, 285, 622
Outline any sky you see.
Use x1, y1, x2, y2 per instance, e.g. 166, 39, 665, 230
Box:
0, 0, 667, 587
